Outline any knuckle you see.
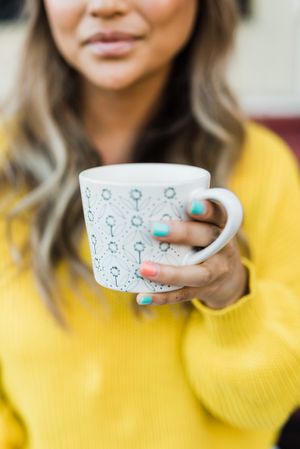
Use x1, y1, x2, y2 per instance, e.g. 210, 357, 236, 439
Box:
172, 288, 189, 303
201, 265, 214, 284
221, 261, 230, 276
180, 222, 190, 242
191, 222, 205, 243
189, 222, 208, 246
155, 294, 167, 305
163, 267, 178, 286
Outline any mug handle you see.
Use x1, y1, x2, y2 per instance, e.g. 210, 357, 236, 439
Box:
182, 188, 243, 265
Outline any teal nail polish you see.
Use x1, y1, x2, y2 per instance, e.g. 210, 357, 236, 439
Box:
152, 222, 170, 237
191, 200, 206, 215
138, 296, 153, 305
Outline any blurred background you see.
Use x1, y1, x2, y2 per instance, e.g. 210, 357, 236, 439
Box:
0, 1, 299, 448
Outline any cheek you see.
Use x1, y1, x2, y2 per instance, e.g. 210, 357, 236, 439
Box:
44, 0, 85, 65
44, 0, 84, 31
138, 0, 197, 59
139, 0, 191, 22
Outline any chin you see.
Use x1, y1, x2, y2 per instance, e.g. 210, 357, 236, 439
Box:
83, 64, 143, 92
92, 78, 136, 91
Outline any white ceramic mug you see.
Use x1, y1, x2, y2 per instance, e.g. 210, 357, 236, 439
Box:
79, 163, 243, 293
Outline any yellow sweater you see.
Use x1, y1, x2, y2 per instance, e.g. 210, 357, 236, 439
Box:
0, 122, 300, 449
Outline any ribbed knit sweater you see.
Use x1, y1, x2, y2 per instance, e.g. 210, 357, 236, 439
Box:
0, 122, 300, 449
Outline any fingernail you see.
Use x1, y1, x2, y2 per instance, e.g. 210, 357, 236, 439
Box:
152, 222, 170, 237
137, 295, 153, 305
191, 200, 206, 215
140, 262, 159, 278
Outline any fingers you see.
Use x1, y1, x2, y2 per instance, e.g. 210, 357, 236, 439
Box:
151, 199, 227, 247
188, 199, 227, 227
139, 254, 227, 289
138, 199, 235, 307
136, 238, 242, 307
151, 220, 221, 247
136, 286, 198, 306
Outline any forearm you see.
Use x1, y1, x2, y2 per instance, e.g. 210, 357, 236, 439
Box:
183, 258, 300, 431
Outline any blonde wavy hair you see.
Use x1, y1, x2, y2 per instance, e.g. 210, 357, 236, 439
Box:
0, 0, 250, 327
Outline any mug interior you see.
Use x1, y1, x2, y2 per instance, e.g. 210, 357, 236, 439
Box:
79, 163, 209, 186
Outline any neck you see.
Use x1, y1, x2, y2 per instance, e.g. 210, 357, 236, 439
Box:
81, 65, 172, 163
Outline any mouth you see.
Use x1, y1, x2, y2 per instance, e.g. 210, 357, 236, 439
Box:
84, 31, 144, 57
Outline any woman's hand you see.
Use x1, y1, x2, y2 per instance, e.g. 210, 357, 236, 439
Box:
137, 200, 249, 309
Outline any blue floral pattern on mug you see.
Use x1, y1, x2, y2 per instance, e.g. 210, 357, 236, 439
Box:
80, 183, 187, 292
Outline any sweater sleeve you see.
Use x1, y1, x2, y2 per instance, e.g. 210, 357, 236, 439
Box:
0, 393, 27, 448
182, 127, 300, 431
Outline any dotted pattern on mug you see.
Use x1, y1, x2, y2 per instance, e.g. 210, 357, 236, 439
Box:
81, 184, 187, 292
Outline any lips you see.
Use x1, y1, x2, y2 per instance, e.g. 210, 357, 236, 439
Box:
83, 31, 143, 57
85, 31, 141, 45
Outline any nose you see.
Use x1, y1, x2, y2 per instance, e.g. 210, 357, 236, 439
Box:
87, 0, 130, 17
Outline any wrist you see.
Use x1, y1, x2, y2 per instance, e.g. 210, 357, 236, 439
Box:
201, 263, 249, 310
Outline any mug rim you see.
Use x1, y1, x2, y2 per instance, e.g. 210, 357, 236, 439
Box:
79, 163, 210, 187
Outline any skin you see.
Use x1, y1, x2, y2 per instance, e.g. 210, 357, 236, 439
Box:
139, 203, 248, 309
44, 0, 248, 309
44, 0, 198, 162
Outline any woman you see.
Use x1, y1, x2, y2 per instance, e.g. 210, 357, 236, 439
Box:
0, 0, 299, 448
